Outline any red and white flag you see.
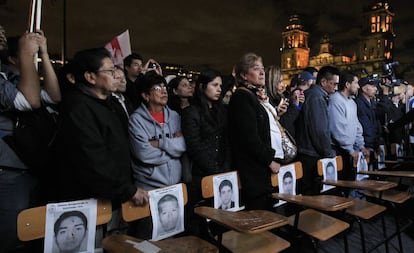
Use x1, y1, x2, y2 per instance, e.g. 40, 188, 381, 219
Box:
104, 30, 132, 68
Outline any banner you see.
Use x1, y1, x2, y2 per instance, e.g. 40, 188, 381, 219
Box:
104, 30, 131, 68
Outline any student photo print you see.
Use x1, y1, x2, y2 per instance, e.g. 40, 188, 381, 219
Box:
44, 199, 97, 253
149, 184, 185, 241
52, 210, 89, 253
212, 171, 239, 211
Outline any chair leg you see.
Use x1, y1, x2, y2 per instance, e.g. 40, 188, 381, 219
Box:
393, 212, 404, 253
343, 230, 349, 253
356, 218, 367, 253
380, 215, 389, 253
311, 237, 319, 253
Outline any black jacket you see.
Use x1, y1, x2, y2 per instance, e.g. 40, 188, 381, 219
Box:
296, 85, 334, 158
228, 88, 275, 206
54, 84, 136, 205
182, 104, 231, 177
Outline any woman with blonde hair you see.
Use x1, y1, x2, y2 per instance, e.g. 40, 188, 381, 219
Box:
265, 65, 304, 137
228, 53, 282, 210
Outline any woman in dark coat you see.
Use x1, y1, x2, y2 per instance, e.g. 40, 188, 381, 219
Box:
228, 53, 281, 211
181, 68, 231, 234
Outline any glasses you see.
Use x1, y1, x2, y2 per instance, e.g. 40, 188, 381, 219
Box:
151, 85, 168, 92
96, 68, 116, 77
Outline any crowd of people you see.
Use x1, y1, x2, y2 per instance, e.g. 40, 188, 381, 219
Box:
1, 27, 412, 252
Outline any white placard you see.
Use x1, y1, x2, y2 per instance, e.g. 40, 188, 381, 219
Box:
149, 184, 184, 241
44, 199, 97, 253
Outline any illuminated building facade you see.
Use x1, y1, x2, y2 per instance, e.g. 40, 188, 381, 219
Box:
280, 2, 396, 83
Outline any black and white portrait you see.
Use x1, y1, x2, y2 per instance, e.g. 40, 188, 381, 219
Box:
44, 199, 97, 253
321, 158, 337, 192
213, 171, 239, 211
149, 184, 184, 241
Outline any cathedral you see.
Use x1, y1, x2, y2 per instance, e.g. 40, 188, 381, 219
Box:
280, 2, 395, 84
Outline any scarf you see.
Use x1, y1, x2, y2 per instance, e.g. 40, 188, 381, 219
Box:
245, 84, 279, 121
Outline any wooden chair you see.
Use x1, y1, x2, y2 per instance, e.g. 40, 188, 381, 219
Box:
377, 143, 412, 168
271, 161, 352, 253
17, 199, 112, 250
195, 171, 291, 253
318, 156, 388, 253
102, 183, 218, 253
358, 168, 413, 253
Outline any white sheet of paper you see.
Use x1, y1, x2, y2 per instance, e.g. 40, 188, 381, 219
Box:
44, 199, 97, 253
320, 157, 337, 192
274, 163, 296, 207
212, 171, 240, 211
132, 240, 161, 253
356, 152, 369, 181
149, 184, 185, 241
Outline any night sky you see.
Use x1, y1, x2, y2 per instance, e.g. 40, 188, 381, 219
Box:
1, 0, 413, 78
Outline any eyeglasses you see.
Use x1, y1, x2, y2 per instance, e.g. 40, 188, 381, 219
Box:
96, 68, 116, 77
151, 85, 168, 92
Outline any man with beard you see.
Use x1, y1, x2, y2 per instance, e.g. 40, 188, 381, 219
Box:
329, 70, 369, 180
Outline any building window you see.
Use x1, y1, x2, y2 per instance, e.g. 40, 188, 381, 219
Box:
287, 57, 291, 69
371, 16, 376, 33
385, 15, 391, 32
370, 15, 381, 33
376, 16, 381, 32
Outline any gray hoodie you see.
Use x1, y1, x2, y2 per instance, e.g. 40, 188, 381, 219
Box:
129, 104, 186, 190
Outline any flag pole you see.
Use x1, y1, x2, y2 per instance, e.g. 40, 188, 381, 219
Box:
35, 0, 42, 31
62, 0, 67, 64
27, 0, 36, 32
27, 0, 42, 69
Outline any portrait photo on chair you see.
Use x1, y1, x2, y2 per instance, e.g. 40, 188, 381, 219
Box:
149, 183, 185, 241
44, 199, 97, 253
356, 152, 369, 181
377, 145, 386, 169
213, 171, 240, 211
320, 157, 337, 192
275, 163, 296, 207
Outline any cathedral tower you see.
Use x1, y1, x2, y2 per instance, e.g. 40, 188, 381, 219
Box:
358, 2, 395, 73
280, 15, 310, 71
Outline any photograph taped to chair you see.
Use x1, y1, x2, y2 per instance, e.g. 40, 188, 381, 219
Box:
275, 163, 296, 207
396, 143, 404, 160
213, 171, 240, 211
149, 183, 184, 241
378, 145, 386, 169
321, 157, 337, 193
44, 199, 97, 253
356, 152, 369, 181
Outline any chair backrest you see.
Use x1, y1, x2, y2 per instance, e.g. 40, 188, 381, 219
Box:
17, 199, 112, 241
122, 183, 188, 222
200, 171, 241, 199
317, 156, 343, 176
271, 161, 303, 187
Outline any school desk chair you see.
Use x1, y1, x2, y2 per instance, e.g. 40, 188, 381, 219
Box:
17, 199, 112, 249
195, 171, 291, 253
102, 183, 218, 253
318, 155, 388, 253
271, 161, 353, 253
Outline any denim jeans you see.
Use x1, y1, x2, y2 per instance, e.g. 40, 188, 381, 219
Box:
0, 168, 37, 252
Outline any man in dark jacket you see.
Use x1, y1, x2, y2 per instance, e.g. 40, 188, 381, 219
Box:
296, 66, 339, 195
355, 77, 382, 167
53, 48, 148, 208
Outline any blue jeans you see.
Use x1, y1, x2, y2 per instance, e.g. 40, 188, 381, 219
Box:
0, 168, 37, 252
